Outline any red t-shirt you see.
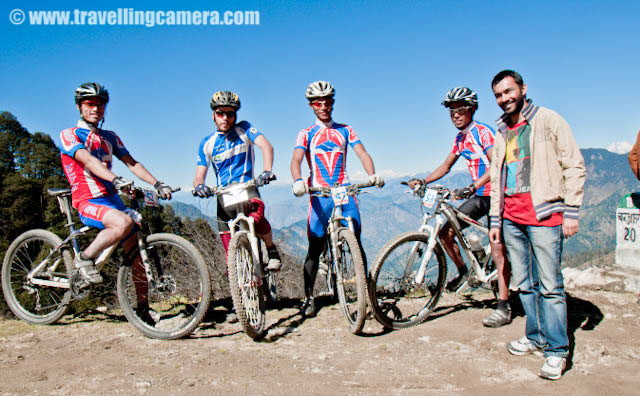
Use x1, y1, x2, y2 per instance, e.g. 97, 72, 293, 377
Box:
504, 192, 563, 226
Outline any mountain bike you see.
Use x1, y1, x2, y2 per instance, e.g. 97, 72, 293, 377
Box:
369, 181, 498, 329
196, 178, 277, 340
1, 183, 211, 340
306, 182, 374, 334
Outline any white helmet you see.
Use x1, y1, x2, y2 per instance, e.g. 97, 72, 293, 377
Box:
305, 81, 335, 100
442, 86, 478, 108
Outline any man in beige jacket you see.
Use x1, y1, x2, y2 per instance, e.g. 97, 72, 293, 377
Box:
488, 70, 586, 380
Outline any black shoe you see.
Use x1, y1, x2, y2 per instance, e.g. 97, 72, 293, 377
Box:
302, 297, 316, 317
446, 269, 468, 292
135, 303, 156, 327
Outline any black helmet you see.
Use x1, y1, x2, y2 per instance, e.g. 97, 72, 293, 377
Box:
210, 91, 241, 110
74, 82, 109, 105
442, 86, 478, 108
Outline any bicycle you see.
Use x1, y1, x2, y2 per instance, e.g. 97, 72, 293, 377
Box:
195, 178, 277, 340
306, 182, 375, 335
1, 182, 212, 340
369, 181, 498, 329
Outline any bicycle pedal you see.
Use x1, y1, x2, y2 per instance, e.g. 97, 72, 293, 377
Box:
69, 271, 91, 298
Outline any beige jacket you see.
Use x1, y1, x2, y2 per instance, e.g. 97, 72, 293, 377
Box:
489, 100, 586, 228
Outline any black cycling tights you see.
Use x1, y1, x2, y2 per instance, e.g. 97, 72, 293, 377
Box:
303, 234, 367, 298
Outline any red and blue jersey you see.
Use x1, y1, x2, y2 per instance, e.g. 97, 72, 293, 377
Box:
295, 119, 361, 188
197, 121, 263, 187
59, 120, 130, 208
450, 121, 495, 196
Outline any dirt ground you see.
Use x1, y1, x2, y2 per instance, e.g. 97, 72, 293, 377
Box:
1, 288, 639, 396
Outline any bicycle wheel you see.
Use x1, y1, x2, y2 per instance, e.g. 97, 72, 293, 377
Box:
117, 233, 211, 340
369, 231, 446, 329
334, 229, 367, 335
2, 230, 72, 325
227, 232, 266, 340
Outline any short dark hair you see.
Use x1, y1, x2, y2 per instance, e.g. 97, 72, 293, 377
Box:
491, 70, 524, 88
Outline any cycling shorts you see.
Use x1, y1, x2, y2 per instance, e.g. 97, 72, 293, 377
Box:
307, 194, 361, 238
456, 195, 490, 230
77, 195, 127, 230
216, 186, 261, 233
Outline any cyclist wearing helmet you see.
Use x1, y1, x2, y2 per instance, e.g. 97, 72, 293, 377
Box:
290, 80, 384, 317
409, 86, 512, 327
59, 82, 172, 324
193, 90, 282, 272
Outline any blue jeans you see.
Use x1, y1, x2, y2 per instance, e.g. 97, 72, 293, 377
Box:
503, 219, 568, 358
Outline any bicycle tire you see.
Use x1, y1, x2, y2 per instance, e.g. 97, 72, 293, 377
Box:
369, 231, 446, 329
334, 229, 368, 335
116, 233, 211, 340
258, 240, 277, 306
227, 232, 266, 340
1, 229, 72, 325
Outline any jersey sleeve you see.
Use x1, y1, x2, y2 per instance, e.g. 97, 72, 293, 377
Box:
479, 127, 495, 155
109, 132, 130, 160
346, 126, 361, 148
237, 121, 263, 143
59, 128, 85, 158
294, 129, 308, 152
196, 135, 211, 167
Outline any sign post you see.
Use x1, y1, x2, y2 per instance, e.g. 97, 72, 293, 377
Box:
616, 193, 640, 270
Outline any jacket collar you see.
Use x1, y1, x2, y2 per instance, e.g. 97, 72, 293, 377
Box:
496, 99, 539, 133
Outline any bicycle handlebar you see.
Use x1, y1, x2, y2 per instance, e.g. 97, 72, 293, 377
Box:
117, 181, 180, 200
192, 176, 275, 198
401, 180, 452, 200
308, 181, 375, 196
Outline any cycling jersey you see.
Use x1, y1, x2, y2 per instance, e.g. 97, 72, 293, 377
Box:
450, 121, 495, 196
197, 121, 263, 187
60, 120, 130, 208
295, 119, 361, 188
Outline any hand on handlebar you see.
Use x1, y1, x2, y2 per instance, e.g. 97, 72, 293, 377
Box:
256, 171, 276, 187
112, 176, 133, 192
193, 183, 214, 198
292, 179, 308, 197
368, 173, 385, 188
453, 183, 477, 200
154, 181, 173, 200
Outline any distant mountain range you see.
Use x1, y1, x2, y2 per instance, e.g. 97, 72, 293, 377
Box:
168, 148, 635, 267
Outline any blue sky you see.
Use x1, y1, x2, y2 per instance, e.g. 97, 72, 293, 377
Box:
2, 0, 639, 190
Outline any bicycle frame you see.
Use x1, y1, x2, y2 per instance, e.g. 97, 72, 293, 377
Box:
228, 212, 265, 282
216, 181, 266, 282
27, 190, 157, 291
413, 188, 497, 289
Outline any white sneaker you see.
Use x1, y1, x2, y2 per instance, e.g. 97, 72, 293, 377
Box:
73, 254, 103, 284
507, 336, 544, 356
266, 247, 282, 272
539, 356, 566, 380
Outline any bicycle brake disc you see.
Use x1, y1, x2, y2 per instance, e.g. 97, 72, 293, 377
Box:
69, 270, 91, 299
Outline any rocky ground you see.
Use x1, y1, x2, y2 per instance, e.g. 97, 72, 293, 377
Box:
1, 281, 639, 395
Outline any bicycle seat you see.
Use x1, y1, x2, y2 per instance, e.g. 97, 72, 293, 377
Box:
47, 188, 72, 197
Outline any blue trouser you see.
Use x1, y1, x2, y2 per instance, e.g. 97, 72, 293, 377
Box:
503, 218, 568, 358
303, 194, 363, 297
